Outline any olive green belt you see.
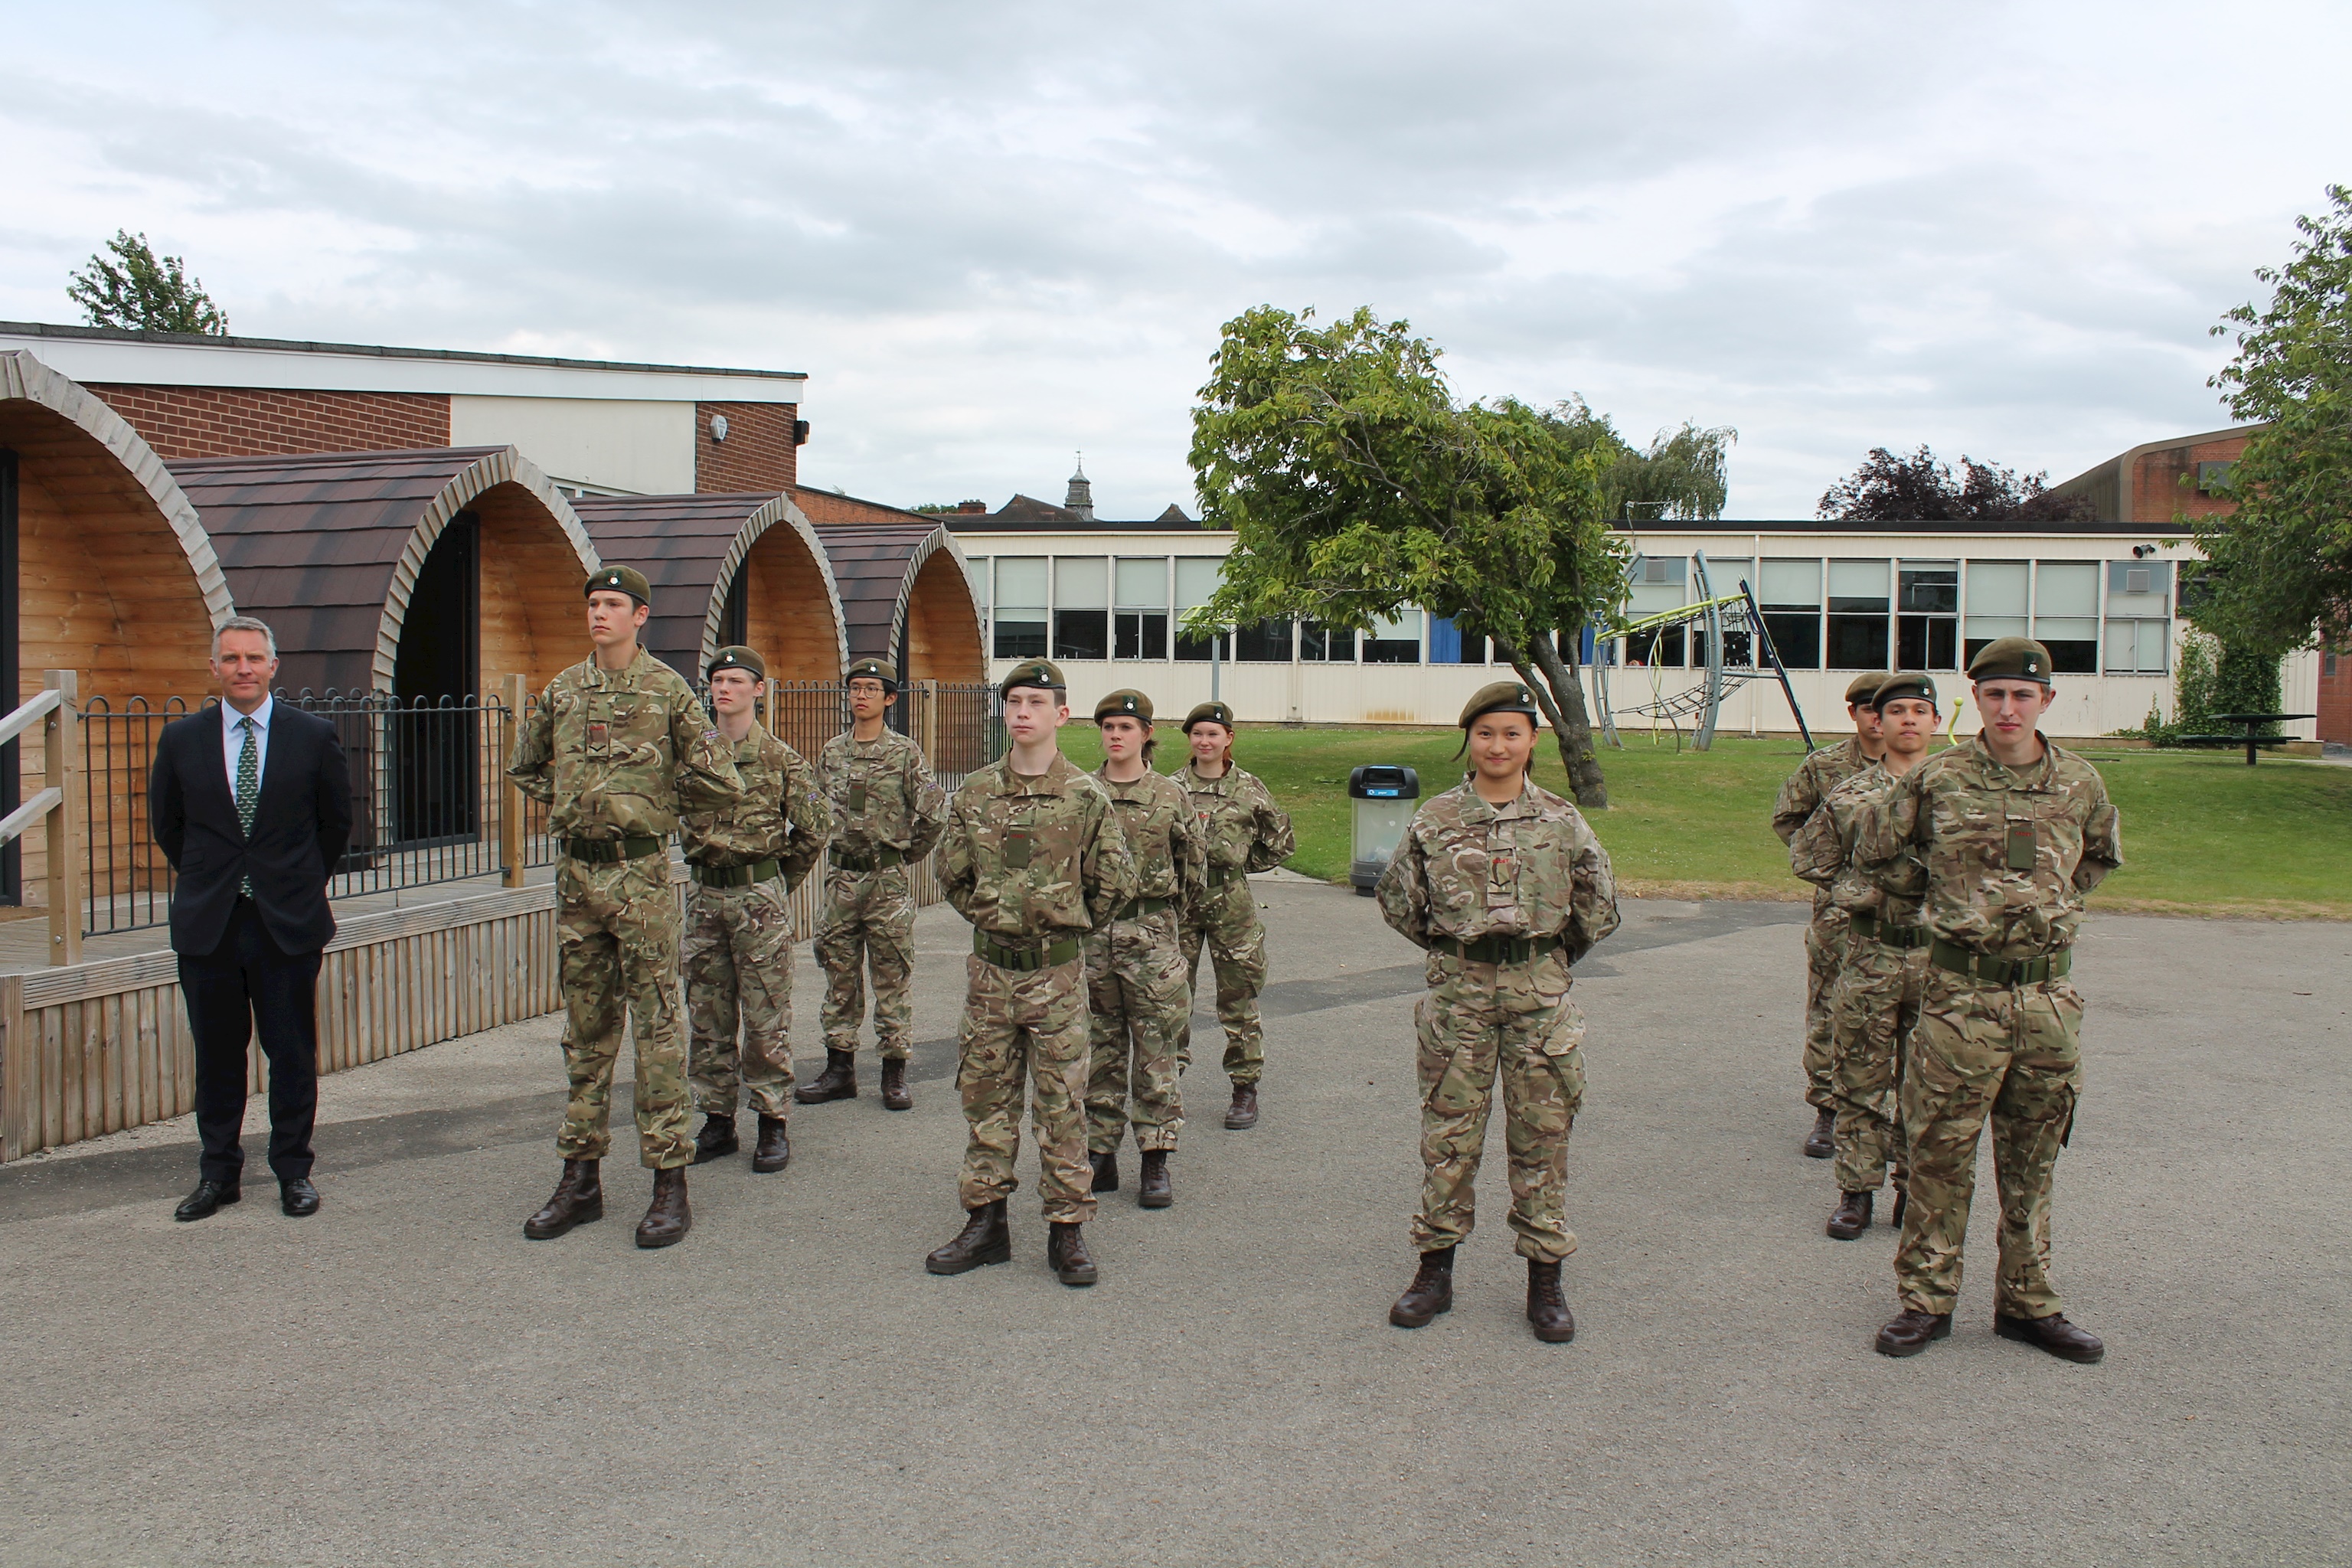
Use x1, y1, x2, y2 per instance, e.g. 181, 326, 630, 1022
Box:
564, 835, 665, 864
831, 846, 906, 873
1113, 895, 1173, 922
1204, 864, 1243, 887
691, 858, 781, 889
1849, 910, 1929, 949
1929, 937, 2072, 987
1432, 932, 1563, 965
973, 933, 1082, 971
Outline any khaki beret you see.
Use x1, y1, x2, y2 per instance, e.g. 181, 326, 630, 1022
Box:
706, 645, 765, 681
844, 657, 898, 688
1094, 688, 1154, 724
1181, 701, 1236, 732
1872, 673, 1938, 710
1000, 658, 1067, 696
585, 565, 652, 606
1845, 671, 1893, 704
1968, 636, 2055, 684
1459, 681, 1542, 728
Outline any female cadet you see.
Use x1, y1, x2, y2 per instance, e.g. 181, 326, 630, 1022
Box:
1172, 701, 1295, 1131
1375, 682, 1619, 1343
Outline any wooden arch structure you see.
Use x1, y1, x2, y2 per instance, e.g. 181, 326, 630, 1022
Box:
815, 521, 985, 683
168, 446, 599, 698
571, 492, 848, 684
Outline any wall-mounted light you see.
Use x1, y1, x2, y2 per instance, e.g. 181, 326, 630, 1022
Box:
793, 418, 810, 446
710, 413, 730, 443
2132, 544, 2158, 559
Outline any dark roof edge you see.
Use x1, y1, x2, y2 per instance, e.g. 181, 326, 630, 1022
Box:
0, 320, 805, 382
947, 516, 1207, 534
1617, 518, 2187, 537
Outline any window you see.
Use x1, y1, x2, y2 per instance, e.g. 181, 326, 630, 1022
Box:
1625, 556, 1688, 667
1826, 559, 1891, 669
1053, 557, 1109, 662
2034, 561, 2099, 674
1690, 558, 1751, 668
1234, 619, 1294, 662
1298, 622, 1354, 662
1172, 557, 1227, 661
1364, 608, 1423, 664
1897, 559, 1958, 670
1114, 557, 1168, 660
992, 557, 1047, 659
1758, 559, 1821, 670
1429, 616, 1485, 664
2102, 560, 2171, 675
1962, 560, 2027, 668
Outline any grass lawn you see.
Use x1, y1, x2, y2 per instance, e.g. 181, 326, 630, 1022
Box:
1052, 724, 2352, 920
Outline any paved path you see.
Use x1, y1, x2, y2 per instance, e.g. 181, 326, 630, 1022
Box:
2, 884, 2346, 1566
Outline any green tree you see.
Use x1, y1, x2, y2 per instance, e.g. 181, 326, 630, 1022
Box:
66, 230, 229, 334
2190, 185, 2352, 653
1187, 305, 1636, 808
1545, 398, 1736, 521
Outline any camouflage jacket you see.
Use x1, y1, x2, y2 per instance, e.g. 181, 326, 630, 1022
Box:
680, 723, 832, 887
942, 751, 1136, 940
508, 648, 743, 839
1772, 735, 1876, 844
815, 727, 949, 861
1376, 779, 1621, 965
1175, 762, 1295, 877
1788, 762, 1926, 921
1854, 733, 2122, 959
1098, 766, 1207, 913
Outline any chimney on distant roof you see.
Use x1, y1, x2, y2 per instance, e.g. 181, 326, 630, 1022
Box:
957, 499, 987, 513
1064, 455, 1096, 521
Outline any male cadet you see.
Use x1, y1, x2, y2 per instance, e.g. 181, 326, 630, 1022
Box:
1772, 671, 1891, 1158
514, 567, 744, 1250
1377, 683, 1619, 1343
1857, 639, 2120, 1363
1789, 673, 1939, 1241
1084, 689, 1206, 1209
802, 656, 948, 1112
926, 659, 1135, 1287
681, 646, 832, 1174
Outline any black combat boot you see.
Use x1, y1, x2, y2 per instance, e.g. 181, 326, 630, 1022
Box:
1390, 1246, 1455, 1328
1526, 1259, 1575, 1343
795, 1050, 858, 1104
524, 1159, 603, 1240
1803, 1106, 1835, 1158
1136, 1149, 1172, 1208
691, 1112, 739, 1165
1994, 1312, 2105, 1364
635, 1167, 692, 1248
1826, 1190, 1874, 1240
752, 1114, 791, 1174
1873, 1308, 1952, 1357
1047, 1222, 1099, 1286
1225, 1083, 1259, 1129
926, 1200, 1011, 1275
1891, 1184, 1908, 1227
880, 1057, 912, 1112
1090, 1149, 1120, 1193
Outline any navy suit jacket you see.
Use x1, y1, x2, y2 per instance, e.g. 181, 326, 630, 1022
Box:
149, 704, 353, 956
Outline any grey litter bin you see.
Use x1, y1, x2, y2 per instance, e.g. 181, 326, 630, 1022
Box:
1348, 765, 1419, 897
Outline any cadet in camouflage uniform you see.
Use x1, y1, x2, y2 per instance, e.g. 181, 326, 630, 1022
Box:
926, 660, 1135, 1287
1788, 673, 1940, 1240
1173, 701, 1295, 1131
1857, 638, 2120, 1363
802, 656, 949, 1112
1772, 671, 1890, 1158
1083, 688, 1206, 1210
1377, 683, 1620, 1344
514, 567, 745, 1250
681, 646, 832, 1175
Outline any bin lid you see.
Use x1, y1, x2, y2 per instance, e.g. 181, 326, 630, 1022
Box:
1349, 764, 1419, 800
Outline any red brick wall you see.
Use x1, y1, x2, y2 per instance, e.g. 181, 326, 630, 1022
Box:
789, 485, 930, 525
83, 384, 450, 460
694, 401, 798, 493
2131, 433, 2252, 523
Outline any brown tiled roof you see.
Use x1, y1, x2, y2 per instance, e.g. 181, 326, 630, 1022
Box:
812, 521, 968, 661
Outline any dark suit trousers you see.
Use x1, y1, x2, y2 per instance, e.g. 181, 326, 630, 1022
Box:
178, 900, 323, 1184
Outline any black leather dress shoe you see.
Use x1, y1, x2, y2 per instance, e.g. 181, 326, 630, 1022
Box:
1995, 1312, 2105, 1364
279, 1178, 321, 1217
174, 1180, 240, 1222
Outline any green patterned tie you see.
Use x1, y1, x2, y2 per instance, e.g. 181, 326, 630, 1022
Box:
236, 716, 258, 897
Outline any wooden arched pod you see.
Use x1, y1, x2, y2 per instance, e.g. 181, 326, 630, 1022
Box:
815, 521, 985, 683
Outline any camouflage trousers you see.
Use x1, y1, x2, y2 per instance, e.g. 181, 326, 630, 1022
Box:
683, 877, 798, 1120
1410, 955, 1586, 1264
956, 951, 1096, 1224
1177, 883, 1268, 1085
1083, 908, 1189, 1154
813, 864, 916, 1059
1801, 899, 1851, 1109
555, 854, 691, 1170
1894, 966, 2083, 1318
1826, 934, 1922, 1194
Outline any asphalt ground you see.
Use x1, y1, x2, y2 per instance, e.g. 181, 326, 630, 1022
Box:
2, 880, 2346, 1566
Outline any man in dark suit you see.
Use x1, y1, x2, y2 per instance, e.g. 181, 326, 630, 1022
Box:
150, 616, 353, 1221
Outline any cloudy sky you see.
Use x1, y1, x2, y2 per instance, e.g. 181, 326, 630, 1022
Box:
2, 2, 2343, 517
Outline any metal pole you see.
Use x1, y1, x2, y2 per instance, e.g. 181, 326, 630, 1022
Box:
1742, 580, 1812, 749
1211, 630, 1221, 704
1694, 552, 1723, 752
44, 670, 80, 966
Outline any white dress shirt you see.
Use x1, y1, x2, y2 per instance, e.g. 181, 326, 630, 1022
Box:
221, 694, 273, 807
